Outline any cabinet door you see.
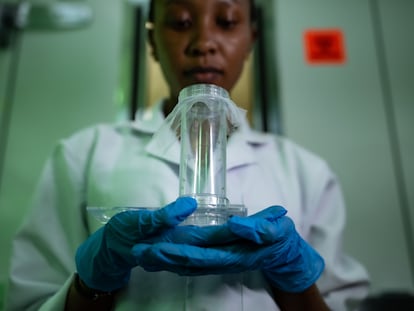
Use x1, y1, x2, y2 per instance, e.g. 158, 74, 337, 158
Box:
273, 0, 413, 292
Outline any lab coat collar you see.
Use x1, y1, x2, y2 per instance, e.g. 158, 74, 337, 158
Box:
130, 100, 271, 169
130, 100, 166, 134
227, 128, 269, 170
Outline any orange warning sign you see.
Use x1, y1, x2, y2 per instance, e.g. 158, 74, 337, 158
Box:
304, 29, 346, 65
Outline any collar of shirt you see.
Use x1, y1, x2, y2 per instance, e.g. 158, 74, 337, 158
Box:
129, 100, 273, 170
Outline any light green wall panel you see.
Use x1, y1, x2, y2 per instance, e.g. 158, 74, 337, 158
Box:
0, 0, 124, 306
378, 0, 414, 270
274, 0, 413, 293
0, 1, 21, 306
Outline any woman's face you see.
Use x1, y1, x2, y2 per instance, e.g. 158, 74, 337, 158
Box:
150, 0, 256, 102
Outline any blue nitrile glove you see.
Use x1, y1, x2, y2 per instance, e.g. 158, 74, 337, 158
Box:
227, 206, 325, 293
75, 197, 197, 292
133, 206, 324, 293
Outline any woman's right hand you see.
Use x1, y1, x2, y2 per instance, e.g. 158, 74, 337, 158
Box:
75, 197, 197, 292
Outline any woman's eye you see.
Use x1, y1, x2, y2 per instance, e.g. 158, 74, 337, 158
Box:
168, 18, 192, 30
217, 18, 238, 29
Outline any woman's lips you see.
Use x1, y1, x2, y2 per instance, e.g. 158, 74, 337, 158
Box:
184, 67, 223, 83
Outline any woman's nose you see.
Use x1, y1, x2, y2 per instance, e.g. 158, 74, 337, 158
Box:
186, 25, 218, 56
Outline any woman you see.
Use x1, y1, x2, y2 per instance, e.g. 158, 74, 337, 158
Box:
6, 0, 369, 310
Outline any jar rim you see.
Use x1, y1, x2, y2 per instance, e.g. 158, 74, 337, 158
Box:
178, 84, 229, 102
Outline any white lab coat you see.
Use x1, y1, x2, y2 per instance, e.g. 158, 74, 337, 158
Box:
5, 102, 369, 311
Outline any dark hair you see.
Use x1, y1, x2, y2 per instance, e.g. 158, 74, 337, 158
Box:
148, 0, 257, 24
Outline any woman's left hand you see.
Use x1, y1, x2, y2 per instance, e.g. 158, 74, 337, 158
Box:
132, 205, 325, 293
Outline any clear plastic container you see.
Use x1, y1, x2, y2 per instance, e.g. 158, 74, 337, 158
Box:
178, 84, 246, 225
87, 84, 247, 226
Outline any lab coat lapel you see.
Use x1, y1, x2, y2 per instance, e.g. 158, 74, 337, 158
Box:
227, 129, 268, 170
131, 101, 181, 165
131, 101, 268, 168
144, 126, 266, 170
145, 127, 181, 165
227, 132, 255, 169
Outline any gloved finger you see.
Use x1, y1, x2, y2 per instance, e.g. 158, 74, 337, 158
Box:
132, 242, 264, 275
152, 196, 198, 227
107, 197, 197, 240
244, 205, 287, 221
141, 224, 239, 246
228, 206, 294, 245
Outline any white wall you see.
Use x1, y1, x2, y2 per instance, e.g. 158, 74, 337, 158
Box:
273, 0, 414, 293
